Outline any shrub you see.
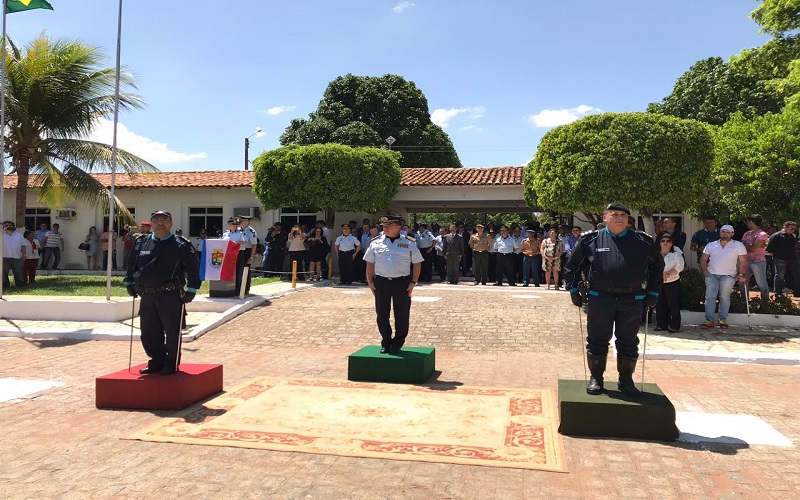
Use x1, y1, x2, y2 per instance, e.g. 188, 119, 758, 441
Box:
677, 268, 800, 315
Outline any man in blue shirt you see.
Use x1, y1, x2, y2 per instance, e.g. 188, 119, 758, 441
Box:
690, 215, 720, 264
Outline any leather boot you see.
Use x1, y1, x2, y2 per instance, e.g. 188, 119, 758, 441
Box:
586, 353, 607, 395
617, 355, 642, 397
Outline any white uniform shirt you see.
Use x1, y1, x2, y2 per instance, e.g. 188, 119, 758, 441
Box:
493, 235, 518, 254
363, 234, 424, 278
434, 235, 444, 256
513, 235, 526, 254
415, 230, 435, 249
241, 226, 257, 249
223, 229, 247, 250
335, 234, 360, 252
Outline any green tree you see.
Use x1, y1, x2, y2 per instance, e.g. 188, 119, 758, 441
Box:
524, 113, 715, 232
751, 0, 800, 37
252, 143, 402, 227
711, 110, 800, 224
280, 73, 462, 168
647, 57, 782, 125
3, 35, 156, 226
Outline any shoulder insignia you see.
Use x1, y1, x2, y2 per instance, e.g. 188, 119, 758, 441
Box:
580, 230, 597, 238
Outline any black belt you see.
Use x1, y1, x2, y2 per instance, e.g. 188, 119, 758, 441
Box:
339, 249, 355, 253
591, 284, 642, 294
375, 275, 410, 280
135, 282, 180, 294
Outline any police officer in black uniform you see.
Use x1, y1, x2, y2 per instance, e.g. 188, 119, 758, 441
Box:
125, 210, 201, 375
564, 203, 664, 396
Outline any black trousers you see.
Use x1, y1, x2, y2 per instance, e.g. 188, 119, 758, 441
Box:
419, 248, 434, 282
488, 253, 497, 282
586, 291, 641, 358
374, 275, 412, 349
139, 291, 183, 371
436, 255, 447, 280
656, 280, 681, 330
338, 250, 355, 284
236, 250, 251, 295
513, 253, 524, 282
496, 253, 515, 285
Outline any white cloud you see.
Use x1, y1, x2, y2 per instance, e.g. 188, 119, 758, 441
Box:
266, 106, 295, 116
431, 106, 487, 128
529, 105, 602, 128
87, 118, 207, 164
393, 2, 415, 13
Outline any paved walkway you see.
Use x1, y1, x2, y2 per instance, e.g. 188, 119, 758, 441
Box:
0, 283, 798, 498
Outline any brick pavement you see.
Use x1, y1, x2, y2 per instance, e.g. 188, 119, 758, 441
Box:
0, 284, 798, 499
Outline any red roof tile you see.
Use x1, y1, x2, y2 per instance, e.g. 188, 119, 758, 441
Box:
2, 167, 524, 189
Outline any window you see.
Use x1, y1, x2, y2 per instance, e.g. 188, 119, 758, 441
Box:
189, 207, 224, 237
24, 208, 51, 231
103, 207, 136, 233
280, 207, 317, 229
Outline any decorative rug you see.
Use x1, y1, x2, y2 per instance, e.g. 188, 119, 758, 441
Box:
128, 377, 566, 471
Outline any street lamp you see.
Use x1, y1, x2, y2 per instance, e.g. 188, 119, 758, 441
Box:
385, 136, 395, 150
244, 127, 263, 170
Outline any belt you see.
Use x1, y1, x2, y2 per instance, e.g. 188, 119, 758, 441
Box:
135, 282, 180, 294
375, 275, 410, 280
339, 249, 355, 253
590, 284, 642, 294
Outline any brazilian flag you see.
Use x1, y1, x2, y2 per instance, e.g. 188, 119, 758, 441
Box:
5, 0, 53, 13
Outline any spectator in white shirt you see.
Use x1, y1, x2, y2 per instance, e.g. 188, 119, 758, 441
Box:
654, 232, 684, 333
700, 225, 747, 329
3, 221, 27, 287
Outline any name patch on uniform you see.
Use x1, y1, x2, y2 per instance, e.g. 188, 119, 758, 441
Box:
140, 250, 151, 255
398, 243, 409, 248
596, 248, 610, 252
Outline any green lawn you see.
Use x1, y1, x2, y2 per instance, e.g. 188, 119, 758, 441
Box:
1, 275, 281, 296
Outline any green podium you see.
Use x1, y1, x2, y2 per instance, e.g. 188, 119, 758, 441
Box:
558, 379, 679, 441
348, 346, 436, 384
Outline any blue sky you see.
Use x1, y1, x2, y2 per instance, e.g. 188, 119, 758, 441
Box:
7, 0, 771, 171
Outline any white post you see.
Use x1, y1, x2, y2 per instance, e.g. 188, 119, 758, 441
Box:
105, 0, 124, 300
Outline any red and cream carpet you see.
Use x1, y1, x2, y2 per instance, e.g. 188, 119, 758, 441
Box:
129, 377, 566, 471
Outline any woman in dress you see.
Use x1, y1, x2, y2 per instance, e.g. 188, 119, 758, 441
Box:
540, 228, 563, 290
654, 232, 685, 333
84, 226, 100, 269
306, 227, 329, 281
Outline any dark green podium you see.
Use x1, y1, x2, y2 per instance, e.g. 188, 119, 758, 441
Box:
348, 346, 435, 384
558, 379, 679, 441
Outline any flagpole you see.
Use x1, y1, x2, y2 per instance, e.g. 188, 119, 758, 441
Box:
1, 7, 8, 299
105, 0, 123, 300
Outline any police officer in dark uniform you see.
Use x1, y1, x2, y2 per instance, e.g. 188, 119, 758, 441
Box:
364, 215, 424, 354
564, 203, 664, 396
125, 210, 201, 375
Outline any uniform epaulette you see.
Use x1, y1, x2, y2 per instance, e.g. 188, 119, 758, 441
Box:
404, 235, 416, 242
634, 230, 655, 242
176, 235, 192, 245
580, 229, 598, 238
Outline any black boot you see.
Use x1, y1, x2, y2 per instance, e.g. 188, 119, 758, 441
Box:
586, 353, 607, 395
617, 355, 642, 397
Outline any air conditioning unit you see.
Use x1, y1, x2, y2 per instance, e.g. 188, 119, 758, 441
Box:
233, 207, 261, 220
56, 209, 77, 219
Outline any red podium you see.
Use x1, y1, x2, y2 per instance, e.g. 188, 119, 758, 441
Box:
95, 364, 223, 410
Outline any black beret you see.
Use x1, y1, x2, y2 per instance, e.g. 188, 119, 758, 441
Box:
605, 202, 631, 215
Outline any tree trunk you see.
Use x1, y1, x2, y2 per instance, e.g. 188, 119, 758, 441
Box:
579, 212, 603, 227
324, 208, 336, 231
640, 209, 655, 236
14, 157, 31, 228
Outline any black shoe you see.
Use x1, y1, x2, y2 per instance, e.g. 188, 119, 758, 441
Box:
586, 353, 607, 395
653, 326, 667, 332
160, 366, 178, 376
139, 366, 162, 375
667, 327, 681, 333
494, 283, 502, 286
522, 283, 529, 287
380, 347, 388, 353
389, 347, 402, 354
617, 355, 642, 397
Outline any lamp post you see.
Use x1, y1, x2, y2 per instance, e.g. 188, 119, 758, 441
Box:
385, 136, 395, 150
244, 127, 263, 170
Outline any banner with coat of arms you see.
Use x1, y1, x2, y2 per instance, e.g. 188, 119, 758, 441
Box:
200, 239, 239, 282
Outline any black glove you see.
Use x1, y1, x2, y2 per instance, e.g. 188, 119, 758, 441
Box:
126, 285, 138, 298
182, 292, 196, 304
644, 294, 658, 308
570, 291, 584, 308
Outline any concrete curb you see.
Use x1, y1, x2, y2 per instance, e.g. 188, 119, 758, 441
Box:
681, 310, 800, 328
644, 349, 800, 366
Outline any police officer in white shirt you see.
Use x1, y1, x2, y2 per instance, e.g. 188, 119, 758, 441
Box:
223, 218, 247, 294
415, 223, 435, 283
335, 223, 361, 285
238, 215, 258, 294
364, 215, 424, 353
493, 226, 519, 286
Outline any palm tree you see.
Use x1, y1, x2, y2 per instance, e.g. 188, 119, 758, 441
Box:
3, 34, 157, 226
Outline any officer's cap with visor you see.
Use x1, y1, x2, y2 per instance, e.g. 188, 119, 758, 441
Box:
227, 217, 238, 225
150, 210, 172, 220
380, 215, 403, 226
239, 215, 251, 220
341, 223, 351, 229
605, 202, 631, 215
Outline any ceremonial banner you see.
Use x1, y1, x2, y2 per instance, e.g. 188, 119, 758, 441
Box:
5, 0, 53, 13
200, 239, 239, 282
